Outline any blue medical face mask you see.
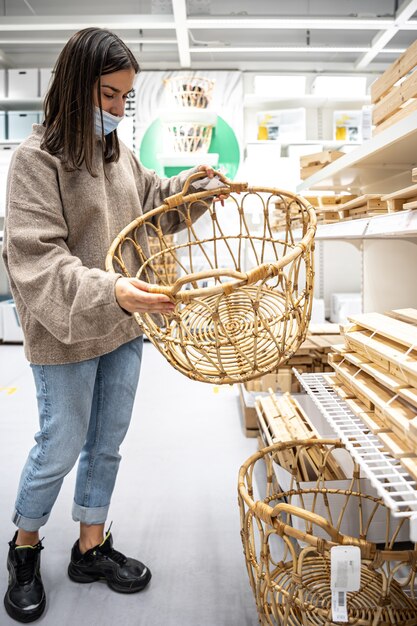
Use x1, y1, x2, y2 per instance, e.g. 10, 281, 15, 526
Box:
94, 107, 124, 136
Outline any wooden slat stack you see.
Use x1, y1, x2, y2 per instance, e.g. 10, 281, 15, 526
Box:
371, 39, 417, 135
272, 194, 357, 231
239, 325, 343, 437
381, 183, 417, 212
337, 194, 388, 220
326, 309, 417, 479
255, 390, 345, 480
299, 149, 345, 180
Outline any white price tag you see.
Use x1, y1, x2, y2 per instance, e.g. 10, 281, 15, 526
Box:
330, 546, 361, 623
192, 175, 225, 191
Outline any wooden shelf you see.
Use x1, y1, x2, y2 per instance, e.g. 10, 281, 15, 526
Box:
246, 139, 362, 149
276, 210, 417, 242
296, 109, 417, 194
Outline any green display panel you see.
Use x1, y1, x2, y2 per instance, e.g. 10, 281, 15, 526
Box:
139, 115, 240, 179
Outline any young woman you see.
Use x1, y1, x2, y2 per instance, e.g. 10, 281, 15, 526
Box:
3, 27, 218, 623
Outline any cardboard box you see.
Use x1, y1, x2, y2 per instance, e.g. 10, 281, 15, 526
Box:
0, 299, 23, 343
7, 111, 39, 141
0, 69, 5, 99
40, 68, 53, 98
7, 68, 39, 98
239, 373, 284, 431
0, 144, 16, 218
0, 112, 5, 141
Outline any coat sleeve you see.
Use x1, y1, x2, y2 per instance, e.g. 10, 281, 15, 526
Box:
2, 148, 129, 345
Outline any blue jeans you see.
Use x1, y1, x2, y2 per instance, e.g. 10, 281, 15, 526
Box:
12, 338, 143, 532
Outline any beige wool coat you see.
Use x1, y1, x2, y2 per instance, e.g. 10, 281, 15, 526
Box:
3, 124, 204, 364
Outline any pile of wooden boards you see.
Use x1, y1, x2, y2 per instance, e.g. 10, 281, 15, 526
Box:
239, 324, 342, 437
255, 390, 345, 480
371, 39, 417, 135
337, 194, 388, 220
380, 182, 417, 212
299, 149, 345, 180
272, 194, 357, 231
326, 308, 417, 480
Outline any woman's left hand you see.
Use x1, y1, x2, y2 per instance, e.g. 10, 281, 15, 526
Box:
197, 165, 229, 207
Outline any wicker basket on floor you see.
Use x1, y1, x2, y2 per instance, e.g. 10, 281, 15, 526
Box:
106, 171, 316, 384
238, 439, 417, 625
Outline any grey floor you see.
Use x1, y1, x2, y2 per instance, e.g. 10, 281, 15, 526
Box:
0, 341, 259, 626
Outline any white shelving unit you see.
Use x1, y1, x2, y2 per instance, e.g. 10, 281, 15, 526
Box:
294, 370, 417, 539
244, 94, 371, 109
296, 109, 417, 194
284, 209, 417, 242
0, 98, 43, 111
290, 105, 417, 534
294, 111, 417, 312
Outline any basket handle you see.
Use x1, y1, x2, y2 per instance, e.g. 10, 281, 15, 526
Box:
270, 502, 344, 543
144, 267, 247, 300
178, 169, 248, 198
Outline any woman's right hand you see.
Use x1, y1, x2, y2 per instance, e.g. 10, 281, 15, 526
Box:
115, 277, 175, 315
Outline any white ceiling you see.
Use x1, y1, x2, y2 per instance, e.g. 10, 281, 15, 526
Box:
0, 0, 416, 74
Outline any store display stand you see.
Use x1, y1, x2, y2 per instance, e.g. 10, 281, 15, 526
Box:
294, 368, 417, 540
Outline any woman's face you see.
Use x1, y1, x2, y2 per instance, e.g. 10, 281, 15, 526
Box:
93, 68, 136, 117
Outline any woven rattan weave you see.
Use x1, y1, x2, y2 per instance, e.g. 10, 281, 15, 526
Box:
106, 172, 316, 384
163, 76, 215, 109
238, 440, 417, 625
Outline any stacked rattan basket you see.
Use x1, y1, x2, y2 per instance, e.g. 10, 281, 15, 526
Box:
162, 75, 216, 153
238, 440, 417, 625
106, 171, 316, 384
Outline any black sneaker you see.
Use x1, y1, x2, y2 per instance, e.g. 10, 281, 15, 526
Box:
4, 532, 46, 623
68, 531, 151, 594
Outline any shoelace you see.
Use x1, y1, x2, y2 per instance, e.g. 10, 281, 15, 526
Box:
103, 546, 127, 565
14, 545, 43, 585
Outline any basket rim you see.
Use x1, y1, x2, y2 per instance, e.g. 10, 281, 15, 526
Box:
106, 175, 317, 302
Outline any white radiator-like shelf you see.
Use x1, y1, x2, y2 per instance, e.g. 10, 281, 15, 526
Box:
294, 369, 417, 540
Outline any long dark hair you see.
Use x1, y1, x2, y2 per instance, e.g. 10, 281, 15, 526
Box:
41, 28, 139, 176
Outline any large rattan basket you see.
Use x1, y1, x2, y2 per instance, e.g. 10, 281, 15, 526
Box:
106, 172, 316, 384
238, 440, 417, 625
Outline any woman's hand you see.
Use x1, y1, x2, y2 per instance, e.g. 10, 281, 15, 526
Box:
115, 277, 175, 315
197, 164, 229, 206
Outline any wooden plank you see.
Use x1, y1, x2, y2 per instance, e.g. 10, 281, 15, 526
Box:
387, 308, 417, 326
387, 198, 408, 212
344, 330, 417, 387
340, 350, 406, 393
330, 360, 416, 438
399, 456, 417, 481
381, 183, 417, 202
337, 194, 383, 212
399, 387, 417, 411
300, 164, 325, 179
378, 430, 417, 459
373, 98, 417, 135
308, 323, 341, 335
371, 39, 417, 103
403, 200, 417, 210
373, 70, 417, 126
347, 312, 417, 351
300, 150, 344, 169
359, 410, 391, 435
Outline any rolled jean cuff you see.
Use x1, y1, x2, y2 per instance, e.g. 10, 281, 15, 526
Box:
12, 509, 50, 532
72, 501, 109, 525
